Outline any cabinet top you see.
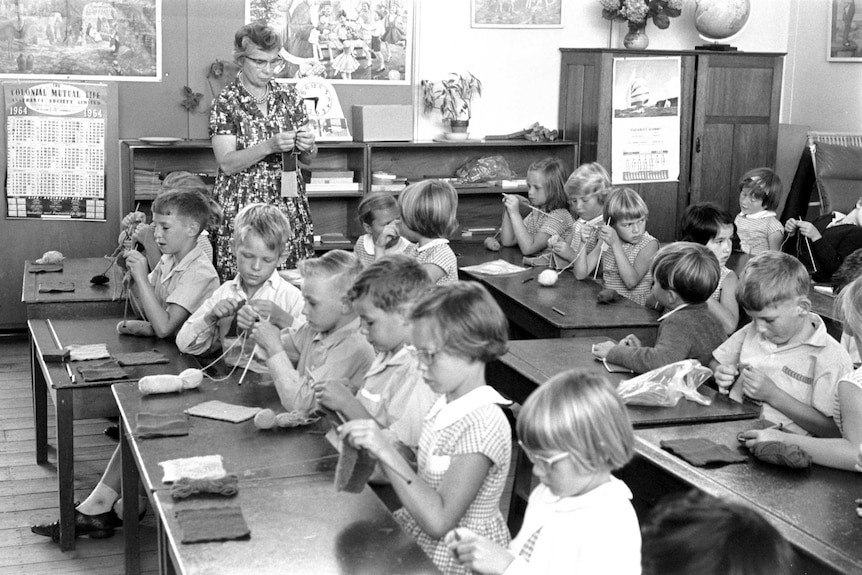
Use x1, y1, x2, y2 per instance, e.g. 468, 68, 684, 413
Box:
560, 48, 786, 57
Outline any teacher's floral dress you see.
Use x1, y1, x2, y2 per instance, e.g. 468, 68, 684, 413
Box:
209, 74, 315, 279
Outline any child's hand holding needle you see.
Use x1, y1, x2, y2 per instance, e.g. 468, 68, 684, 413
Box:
593, 217, 612, 280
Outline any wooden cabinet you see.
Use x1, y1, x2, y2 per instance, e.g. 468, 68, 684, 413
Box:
559, 48, 784, 241
120, 139, 576, 238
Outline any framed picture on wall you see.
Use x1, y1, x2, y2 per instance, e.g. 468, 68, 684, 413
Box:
828, 0, 862, 61
247, 0, 414, 84
471, 0, 562, 29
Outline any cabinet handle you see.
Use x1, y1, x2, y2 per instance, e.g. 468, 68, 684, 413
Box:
695, 137, 701, 153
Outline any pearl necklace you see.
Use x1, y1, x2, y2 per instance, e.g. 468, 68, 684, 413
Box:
239, 72, 269, 104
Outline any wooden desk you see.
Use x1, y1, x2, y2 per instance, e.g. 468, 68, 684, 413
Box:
490, 337, 760, 533
22, 258, 125, 319
455, 242, 659, 342
114, 374, 439, 575
629, 420, 862, 575
810, 286, 842, 341
28, 317, 198, 551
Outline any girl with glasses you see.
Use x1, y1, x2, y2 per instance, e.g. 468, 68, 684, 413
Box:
446, 370, 641, 575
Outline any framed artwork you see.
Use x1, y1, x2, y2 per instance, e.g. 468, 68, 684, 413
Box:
0, 0, 161, 81
828, 0, 862, 62
471, 0, 562, 29
247, 0, 414, 84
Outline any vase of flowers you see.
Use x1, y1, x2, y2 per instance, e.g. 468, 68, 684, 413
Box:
601, 0, 683, 49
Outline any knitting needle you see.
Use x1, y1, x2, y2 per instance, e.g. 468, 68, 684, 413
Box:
504, 193, 551, 217
551, 307, 566, 317
593, 217, 611, 280
238, 313, 271, 385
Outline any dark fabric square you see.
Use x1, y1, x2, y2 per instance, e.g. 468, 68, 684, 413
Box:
175, 504, 250, 544
77, 360, 129, 382
38, 281, 75, 293
114, 350, 169, 366
135, 412, 190, 439
335, 438, 376, 493
660, 438, 748, 467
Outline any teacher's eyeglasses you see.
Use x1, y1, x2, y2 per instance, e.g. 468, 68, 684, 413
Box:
246, 56, 285, 73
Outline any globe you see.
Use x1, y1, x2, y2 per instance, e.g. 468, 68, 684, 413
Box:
694, 0, 751, 42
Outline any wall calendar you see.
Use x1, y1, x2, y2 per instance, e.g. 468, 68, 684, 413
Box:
5, 81, 107, 220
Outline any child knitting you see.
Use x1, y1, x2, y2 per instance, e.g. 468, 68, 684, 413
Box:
592, 243, 727, 374
247, 249, 374, 416
680, 202, 739, 334
398, 179, 460, 285
122, 188, 221, 338
313, 254, 437, 462
547, 161, 611, 271
445, 370, 640, 575
735, 167, 784, 258
500, 157, 574, 257
339, 282, 512, 575
353, 192, 417, 267
574, 187, 660, 305
741, 274, 862, 470
711, 252, 852, 436
175, 203, 305, 372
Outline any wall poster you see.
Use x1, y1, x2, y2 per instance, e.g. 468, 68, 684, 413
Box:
5, 81, 107, 220
0, 1, 161, 82
610, 56, 681, 185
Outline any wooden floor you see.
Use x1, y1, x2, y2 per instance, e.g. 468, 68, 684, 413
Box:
0, 335, 158, 575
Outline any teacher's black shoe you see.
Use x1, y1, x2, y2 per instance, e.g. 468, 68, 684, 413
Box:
104, 425, 120, 441
30, 508, 122, 541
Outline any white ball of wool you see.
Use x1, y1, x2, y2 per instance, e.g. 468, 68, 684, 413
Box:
537, 269, 558, 286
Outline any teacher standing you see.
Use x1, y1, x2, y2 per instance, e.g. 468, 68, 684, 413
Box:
210, 21, 318, 279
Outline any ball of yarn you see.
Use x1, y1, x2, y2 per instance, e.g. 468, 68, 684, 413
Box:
254, 408, 277, 430
597, 288, 621, 304
537, 269, 558, 286
138, 374, 184, 395
35, 250, 65, 265
116, 320, 155, 337
178, 368, 203, 389
484, 237, 501, 251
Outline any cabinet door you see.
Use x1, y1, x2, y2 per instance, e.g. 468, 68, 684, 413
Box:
690, 54, 783, 216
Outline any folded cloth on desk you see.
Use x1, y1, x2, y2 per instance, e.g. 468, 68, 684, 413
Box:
660, 438, 748, 467
38, 281, 75, 292
77, 359, 129, 382
114, 349, 169, 366
186, 400, 261, 423
460, 259, 528, 275
171, 474, 239, 499
29, 263, 64, 273
159, 454, 226, 483
135, 412, 190, 439
176, 504, 250, 543
66, 343, 111, 361
750, 441, 812, 469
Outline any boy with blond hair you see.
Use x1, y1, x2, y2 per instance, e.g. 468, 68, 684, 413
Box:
592, 242, 726, 373
711, 252, 852, 436
176, 203, 305, 372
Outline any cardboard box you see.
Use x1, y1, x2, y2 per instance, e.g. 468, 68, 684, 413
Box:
352, 105, 413, 142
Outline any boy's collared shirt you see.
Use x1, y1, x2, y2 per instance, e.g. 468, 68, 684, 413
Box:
176, 268, 305, 366
358, 345, 438, 448
281, 316, 375, 413
148, 246, 219, 315
713, 312, 852, 435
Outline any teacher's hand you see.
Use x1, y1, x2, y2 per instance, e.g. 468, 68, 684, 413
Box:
269, 130, 297, 154
295, 130, 316, 153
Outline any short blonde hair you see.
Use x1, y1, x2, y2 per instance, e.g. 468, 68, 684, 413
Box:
836, 275, 862, 338
737, 252, 810, 311
298, 249, 363, 294
517, 370, 634, 473
603, 187, 649, 226
564, 162, 611, 204
398, 179, 459, 239
233, 203, 291, 254
651, 242, 720, 304
409, 281, 508, 363
347, 254, 432, 312
528, 157, 569, 211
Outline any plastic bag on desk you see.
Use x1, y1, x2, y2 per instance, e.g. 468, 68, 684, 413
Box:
616, 359, 712, 407
456, 155, 516, 183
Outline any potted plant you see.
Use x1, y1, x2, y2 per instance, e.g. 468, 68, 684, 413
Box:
421, 72, 482, 134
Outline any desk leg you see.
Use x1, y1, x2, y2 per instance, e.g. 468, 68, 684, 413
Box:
157, 514, 170, 575
120, 419, 141, 575
31, 335, 48, 464
56, 387, 75, 551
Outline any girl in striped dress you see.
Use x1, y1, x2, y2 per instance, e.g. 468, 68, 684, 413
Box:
398, 180, 460, 285
574, 187, 659, 305
338, 282, 512, 575
735, 167, 784, 258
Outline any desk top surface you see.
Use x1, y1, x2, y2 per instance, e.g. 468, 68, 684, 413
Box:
455, 242, 659, 331
112, 369, 439, 575
22, 257, 125, 305
499, 338, 760, 427
29, 317, 198, 389
635, 419, 862, 573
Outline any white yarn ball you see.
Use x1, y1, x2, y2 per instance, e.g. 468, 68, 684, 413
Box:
537, 269, 558, 286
